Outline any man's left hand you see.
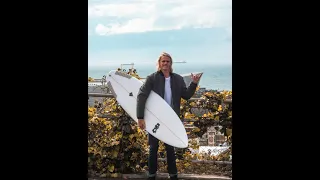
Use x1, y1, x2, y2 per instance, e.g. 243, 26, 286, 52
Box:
191, 73, 202, 84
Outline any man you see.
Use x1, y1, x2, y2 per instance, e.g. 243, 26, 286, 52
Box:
136, 52, 202, 180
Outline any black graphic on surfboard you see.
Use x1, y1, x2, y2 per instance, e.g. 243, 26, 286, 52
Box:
152, 123, 160, 133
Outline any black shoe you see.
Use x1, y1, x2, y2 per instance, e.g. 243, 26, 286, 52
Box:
170, 175, 178, 180
148, 177, 155, 180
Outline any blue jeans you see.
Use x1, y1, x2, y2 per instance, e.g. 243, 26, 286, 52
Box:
148, 134, 178, 178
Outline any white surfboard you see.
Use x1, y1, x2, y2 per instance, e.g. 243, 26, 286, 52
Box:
106, 70, 189, 148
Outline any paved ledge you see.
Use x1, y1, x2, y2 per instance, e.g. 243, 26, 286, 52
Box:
89, 173, 231, 180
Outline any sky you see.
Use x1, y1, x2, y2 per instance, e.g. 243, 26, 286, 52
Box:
88, 0, 232, 67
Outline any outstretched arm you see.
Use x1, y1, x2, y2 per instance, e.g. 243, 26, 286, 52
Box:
181, 73, 202, 100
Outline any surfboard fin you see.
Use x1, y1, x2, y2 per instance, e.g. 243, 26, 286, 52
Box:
129, 92, 133, 96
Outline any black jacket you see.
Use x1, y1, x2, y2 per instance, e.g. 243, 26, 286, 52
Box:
136, 70, 198, 119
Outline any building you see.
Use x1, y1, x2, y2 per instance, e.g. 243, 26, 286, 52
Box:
199, 126, 226, 146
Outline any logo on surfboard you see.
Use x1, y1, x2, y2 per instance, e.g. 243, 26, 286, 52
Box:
152, 123, 160, 133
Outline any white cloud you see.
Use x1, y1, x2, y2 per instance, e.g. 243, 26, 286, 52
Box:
88, 0, 232, 35
95, 17, 158, 35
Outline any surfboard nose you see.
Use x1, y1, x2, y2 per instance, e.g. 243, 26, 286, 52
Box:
176, 134, 189, 148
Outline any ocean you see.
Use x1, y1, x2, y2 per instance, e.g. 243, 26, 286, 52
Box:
88, 62, 232, 91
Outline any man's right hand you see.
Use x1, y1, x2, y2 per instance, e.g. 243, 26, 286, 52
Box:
138, 119, 146, 129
